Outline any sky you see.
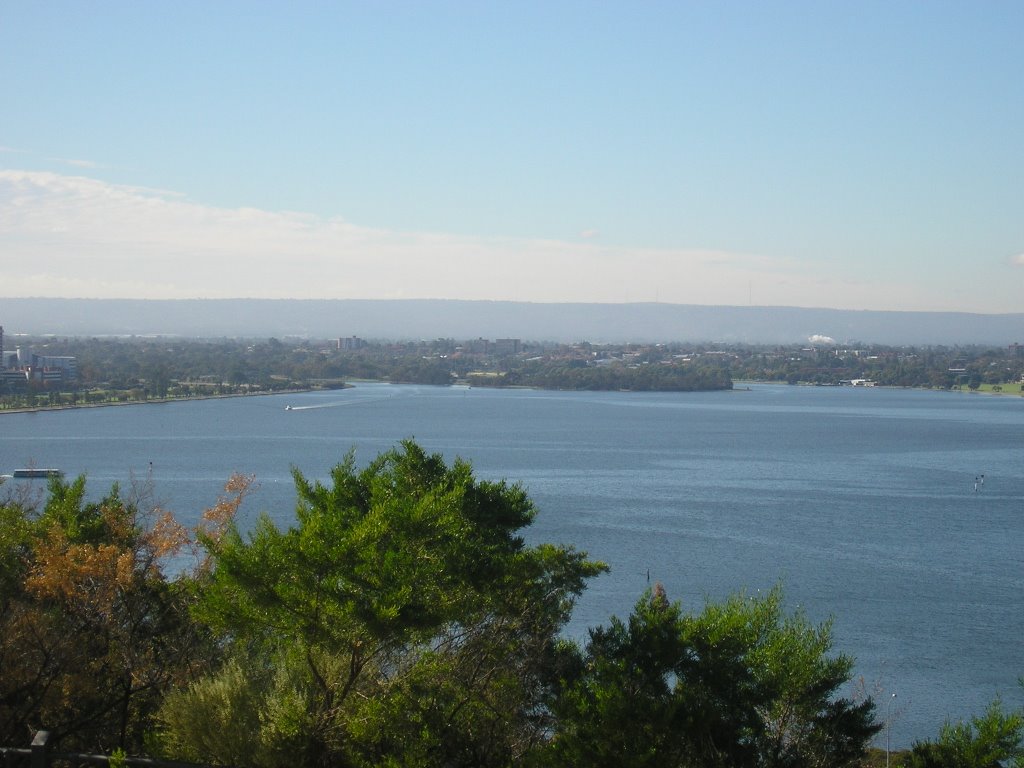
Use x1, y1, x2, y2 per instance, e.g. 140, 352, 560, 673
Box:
1, 1, 1022, 312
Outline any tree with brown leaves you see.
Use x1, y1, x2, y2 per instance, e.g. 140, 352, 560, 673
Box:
0, 475, 220, 753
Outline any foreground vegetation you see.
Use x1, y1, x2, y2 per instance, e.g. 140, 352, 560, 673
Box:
2, 441, 1022, 766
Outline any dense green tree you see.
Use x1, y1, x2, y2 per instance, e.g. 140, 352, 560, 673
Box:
907, 698, 1024, 768
158, 441, 605, 767
545, 584, 879, 768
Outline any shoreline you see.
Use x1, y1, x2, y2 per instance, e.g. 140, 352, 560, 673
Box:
4, 379, 1021, 416
733, 380, 1024, 396
0, 388, 313, 416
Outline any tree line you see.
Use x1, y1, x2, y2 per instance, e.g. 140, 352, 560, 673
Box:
727, 345, 1024, 389
5, 336, 1023, 409
2, 442, 1022, 767
1, 337, 734, 405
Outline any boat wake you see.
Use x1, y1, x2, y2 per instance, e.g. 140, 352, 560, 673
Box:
285, 401, 350, 411
285, 394, 399, 412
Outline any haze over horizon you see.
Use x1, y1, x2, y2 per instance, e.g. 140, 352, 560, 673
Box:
2, 2, 1022, 313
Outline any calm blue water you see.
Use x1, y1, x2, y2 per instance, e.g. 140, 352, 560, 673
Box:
2, 382, 1023, 747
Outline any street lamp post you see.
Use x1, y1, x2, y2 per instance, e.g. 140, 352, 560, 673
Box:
886, 692, 897, 768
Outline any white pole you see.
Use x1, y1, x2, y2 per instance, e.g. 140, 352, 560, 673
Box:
886, 692, 897, 768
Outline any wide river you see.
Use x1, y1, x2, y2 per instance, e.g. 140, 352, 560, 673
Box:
2, 382, 1023, 747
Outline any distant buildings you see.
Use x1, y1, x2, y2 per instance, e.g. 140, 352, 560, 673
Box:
0, 324, 77, 386
337, 336, 524, 356
338, 336, 367, 351
492, 338, 521, 356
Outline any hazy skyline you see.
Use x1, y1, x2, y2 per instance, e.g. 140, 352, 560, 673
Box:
2, 2, 1022, 312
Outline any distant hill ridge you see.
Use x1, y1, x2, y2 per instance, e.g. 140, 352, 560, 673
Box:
2, 298, 1022, 346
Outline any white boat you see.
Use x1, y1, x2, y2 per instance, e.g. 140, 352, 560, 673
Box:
12, 468, 63, 478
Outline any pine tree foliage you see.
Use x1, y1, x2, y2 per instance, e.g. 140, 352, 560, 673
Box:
159, 440, 605, 767
544, 584, 880, 768
908, 698, 1024, 768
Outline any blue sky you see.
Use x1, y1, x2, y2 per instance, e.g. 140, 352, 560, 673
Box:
2, 1, 1022, 311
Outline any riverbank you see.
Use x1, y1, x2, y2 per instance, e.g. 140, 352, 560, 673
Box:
0, 388, 314, 415
4, 378, 1020, 417
735, 379, 1024, 396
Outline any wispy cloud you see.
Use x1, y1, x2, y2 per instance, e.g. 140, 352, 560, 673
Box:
0, 145, 104, 168
0, 169, 954, 310
55, 157, 104, 169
